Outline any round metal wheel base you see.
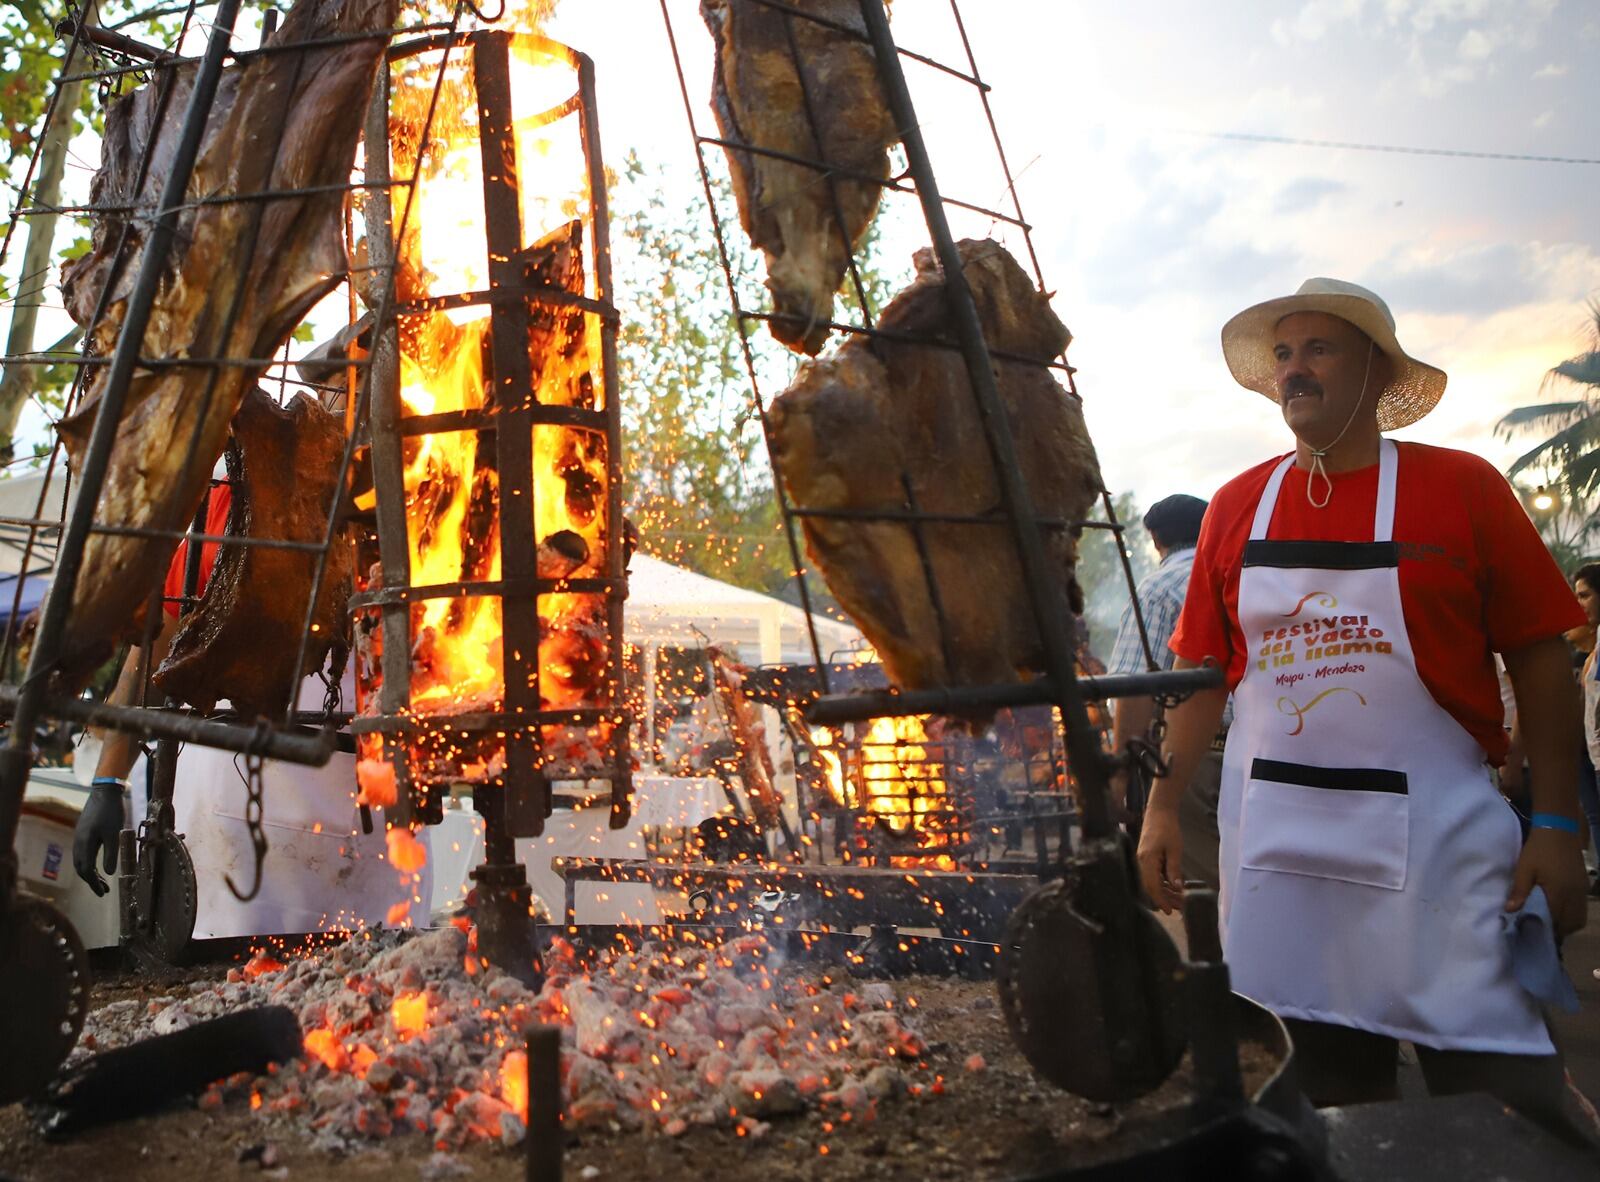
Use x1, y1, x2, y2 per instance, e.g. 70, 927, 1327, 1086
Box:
999, 875, 1186, 1103
129, 828, 197, 968
0, 895, 89, 1104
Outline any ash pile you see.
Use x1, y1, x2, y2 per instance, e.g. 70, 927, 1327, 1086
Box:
75, 925, 931, 1151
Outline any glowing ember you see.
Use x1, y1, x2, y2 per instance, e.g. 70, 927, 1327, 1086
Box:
356, 758, 398, 808
243, 953, 286, 979
499, 1048, 529, 1120
386, 827, 428, 874
304, 1028, 347, 1072
392, 990, 429, 1039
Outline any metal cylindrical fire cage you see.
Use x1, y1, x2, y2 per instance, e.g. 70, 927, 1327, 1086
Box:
349, 30, 631, 838
811, 717, 975, 868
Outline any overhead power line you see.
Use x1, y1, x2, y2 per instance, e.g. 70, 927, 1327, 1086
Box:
1188, 130, 1599, 166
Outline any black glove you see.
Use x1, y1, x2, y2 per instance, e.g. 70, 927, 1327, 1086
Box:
73, 779, 127, 897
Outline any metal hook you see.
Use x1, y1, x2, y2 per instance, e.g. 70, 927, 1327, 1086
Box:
460, 0, 507, 23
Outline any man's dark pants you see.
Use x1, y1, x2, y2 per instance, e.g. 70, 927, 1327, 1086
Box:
1284, 1018, 1594, 1147
1180, 748, 1223, 889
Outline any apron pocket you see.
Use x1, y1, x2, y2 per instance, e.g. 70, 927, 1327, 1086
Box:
1239, 758, 1409, 890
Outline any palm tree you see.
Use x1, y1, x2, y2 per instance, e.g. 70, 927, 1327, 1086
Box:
1497, 300, 1600, 541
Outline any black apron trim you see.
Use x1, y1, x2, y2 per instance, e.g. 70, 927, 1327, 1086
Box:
1250, 758, 1408, 795
1243, 540, 1400, 570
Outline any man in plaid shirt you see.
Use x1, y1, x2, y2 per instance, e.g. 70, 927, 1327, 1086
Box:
1106, 494, 1223, 887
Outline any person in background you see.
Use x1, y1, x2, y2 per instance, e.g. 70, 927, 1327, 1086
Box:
1567, 563, 1600, 897
71, 373, 425, 938
72, 481, 231, 894
1106, 494, 1224, 887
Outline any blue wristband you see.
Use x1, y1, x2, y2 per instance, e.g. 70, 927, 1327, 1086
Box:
90, 776, 128, 791
1530, 812, 1580, 835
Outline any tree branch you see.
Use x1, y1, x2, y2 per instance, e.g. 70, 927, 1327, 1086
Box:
104, 3, 194, 34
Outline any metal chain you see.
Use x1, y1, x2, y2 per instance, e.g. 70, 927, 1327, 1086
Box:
224, 749, 269, 901
1120, 679, 1218, 789
1124, 702, 1172, 783
319, 641, 348, 723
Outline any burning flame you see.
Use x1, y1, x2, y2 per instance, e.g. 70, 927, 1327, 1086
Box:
818, 716, 959, 869
860, 715, 941, 833
499, 1049, 529, 1120
356, 758, 398, 808
354, 29, 614, 791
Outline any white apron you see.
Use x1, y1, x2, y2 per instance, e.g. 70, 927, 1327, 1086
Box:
174, 668, 430, 938
1218, 440, 1550, 1053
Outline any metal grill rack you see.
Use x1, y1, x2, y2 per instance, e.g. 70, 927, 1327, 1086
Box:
645, 0, 1231, 1108
655, 0, 1223, 847
0, 0, 633, 1000
739, 661, 1070, 873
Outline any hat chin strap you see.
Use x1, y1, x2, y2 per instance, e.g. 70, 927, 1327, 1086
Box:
1303, 341, 1376, 510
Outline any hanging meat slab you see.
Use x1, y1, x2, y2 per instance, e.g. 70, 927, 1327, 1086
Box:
701, 0, 898, 356
153, 387, 352, 719
51, 0, 396, 687
768, 239, 1102, 692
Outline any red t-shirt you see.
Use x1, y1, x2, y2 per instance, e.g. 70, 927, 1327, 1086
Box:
1170, 442, 1582, 764
161, 483, 233, 617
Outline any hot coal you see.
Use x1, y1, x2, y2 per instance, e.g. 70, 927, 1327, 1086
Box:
71, 926, 930, 1152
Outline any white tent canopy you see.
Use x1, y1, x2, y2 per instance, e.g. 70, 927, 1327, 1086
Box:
0, 470, 70, 577
0, 470, 866, 666
625, 553, 860, 665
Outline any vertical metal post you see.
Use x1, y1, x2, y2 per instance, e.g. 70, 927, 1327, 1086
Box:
476, 32, 546, 833
0, 0, 244, 890
525, 1024, 563, 1182
361, 66, 419, 827
1182, 890, 1244, 1112
853, 0, 1114, 840
575, 48, 634, 830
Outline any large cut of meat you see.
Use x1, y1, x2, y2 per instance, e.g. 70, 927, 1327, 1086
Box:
51, 0, 395, 686
702, 0, 897, 356
153, 388, 353, 719
768, 239, 1102, 692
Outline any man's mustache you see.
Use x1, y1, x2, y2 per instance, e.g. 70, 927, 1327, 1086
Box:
1282, 375, 1324, 398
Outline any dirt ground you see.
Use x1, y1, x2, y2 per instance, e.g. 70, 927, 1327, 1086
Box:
0, 959, 1277, 1182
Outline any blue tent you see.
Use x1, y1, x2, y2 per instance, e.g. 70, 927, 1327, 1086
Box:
0, 573, 50, 630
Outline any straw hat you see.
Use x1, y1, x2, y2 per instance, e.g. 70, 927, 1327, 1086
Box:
1220, 277, 1447, 431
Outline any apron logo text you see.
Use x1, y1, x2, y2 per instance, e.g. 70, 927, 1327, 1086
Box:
1258, 616, 1392, 671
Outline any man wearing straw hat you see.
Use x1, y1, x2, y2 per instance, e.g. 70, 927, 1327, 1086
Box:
1136, 278, 1591, 1130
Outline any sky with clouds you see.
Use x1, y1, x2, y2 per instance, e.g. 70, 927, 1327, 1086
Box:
6, 0, 1596, 516
544, 0, 1600, 509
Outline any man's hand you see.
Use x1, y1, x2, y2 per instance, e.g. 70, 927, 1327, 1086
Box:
1136, 805, 1185, 914
72, 782, 126, 897
1500, 637, 1584, 934
1505, 827, 1589, 936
